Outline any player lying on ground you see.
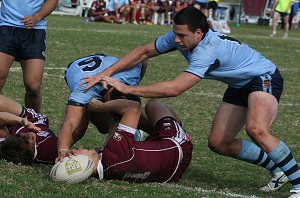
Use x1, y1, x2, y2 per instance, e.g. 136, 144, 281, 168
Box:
0, 95, 57, 164
56, 54, 149, 162
0, 94, 146, 165
62, 98, 193, 183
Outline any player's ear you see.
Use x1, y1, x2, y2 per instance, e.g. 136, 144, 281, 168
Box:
195, 28, 203, 40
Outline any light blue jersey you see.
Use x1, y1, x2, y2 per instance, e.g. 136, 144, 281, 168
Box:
155, 29, 277, 89
65, 54, 143, 106
0, 0, 47, 29
107, 0, 129, 12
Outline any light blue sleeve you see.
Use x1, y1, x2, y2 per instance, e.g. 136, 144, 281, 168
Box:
154, 30, 178, 54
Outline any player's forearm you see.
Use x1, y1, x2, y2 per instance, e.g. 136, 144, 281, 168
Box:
34, 0, 58, 22
127, 81, 182, 98
57, 124, 74, 151
106, 43, 156, 76
0, 112, 23, 127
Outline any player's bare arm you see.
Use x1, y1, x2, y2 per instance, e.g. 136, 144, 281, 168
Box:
82, 41, 158, 91
22, 0, 58, 29
103, 72, 202, 98
0, 112, 41, 131
56, 105, 88, 162
88, 98, 141, 129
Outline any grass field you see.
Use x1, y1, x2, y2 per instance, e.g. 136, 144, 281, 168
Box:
0, 15, 300, 197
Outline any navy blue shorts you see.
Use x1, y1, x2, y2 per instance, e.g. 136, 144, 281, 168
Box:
0, 26, 46, 61
222, 68, 284, 107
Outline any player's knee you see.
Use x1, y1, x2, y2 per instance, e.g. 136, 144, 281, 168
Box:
145, 98, 158, 109
246, 126, 268, 142
24, 84, 41, 96
208, 137, 227, 155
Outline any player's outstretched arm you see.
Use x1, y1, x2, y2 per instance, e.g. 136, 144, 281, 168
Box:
82, 41, 158, 91
56, 105, 89, 162
102, 72, 202, 98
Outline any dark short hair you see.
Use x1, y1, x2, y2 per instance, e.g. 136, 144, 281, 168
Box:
173, 6, 209, 33
0, 134, 34, 165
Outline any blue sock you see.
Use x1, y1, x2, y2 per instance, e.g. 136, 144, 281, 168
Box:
268, 141, 300, 190
237, 139, 281, 173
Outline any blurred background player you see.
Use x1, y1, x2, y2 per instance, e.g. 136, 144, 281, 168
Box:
270, 0, 294, 39
107, 0, 131, 23
207, 0, 219, 20
89, 0, 122, 23
193, 0, 208, 16
0, 95, 57, 165
68, 98, 192, 183
0, 0, 58, 112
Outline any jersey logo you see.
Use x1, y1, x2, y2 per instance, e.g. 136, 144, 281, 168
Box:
37, 131, 50, 137
123, 172, 150, 180
113, 132, 122, 141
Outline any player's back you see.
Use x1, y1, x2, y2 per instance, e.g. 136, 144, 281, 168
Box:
65, 54, 118, 90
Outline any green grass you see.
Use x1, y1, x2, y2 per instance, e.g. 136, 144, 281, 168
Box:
1, 15, 300, 197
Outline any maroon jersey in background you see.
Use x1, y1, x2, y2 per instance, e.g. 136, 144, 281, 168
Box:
98, 117, 193, 183
91, 0, 107, 16
8, 108, 57, 164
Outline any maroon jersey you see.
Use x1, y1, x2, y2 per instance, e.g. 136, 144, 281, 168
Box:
8, 108, 57, 164
98, 117, 193, 183
91, 0, 107, 14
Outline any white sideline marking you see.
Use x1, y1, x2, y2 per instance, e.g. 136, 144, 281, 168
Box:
148, 183, 258, 198
9, 67, 300, 107
48, 27, 300, 41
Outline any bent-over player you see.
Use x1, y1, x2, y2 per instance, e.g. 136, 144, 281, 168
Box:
56, 54, 147, 162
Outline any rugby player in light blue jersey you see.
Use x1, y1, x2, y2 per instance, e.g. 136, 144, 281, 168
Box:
56, 54, 147, 162
0, 0, 58, 112
83, 7, 300, 197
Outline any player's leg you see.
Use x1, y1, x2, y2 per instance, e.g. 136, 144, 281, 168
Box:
271, 11, 280, 36
21, 59, 44, 112
283, 14, 289, 38
208, 102, 246, 157
0, 52, 14, 93
247, 92, 300, 194
209, 100, 282, 178
145, 99, 177, 128
89, 111, 119, 134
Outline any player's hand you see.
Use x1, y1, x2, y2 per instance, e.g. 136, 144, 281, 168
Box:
82, 73, 108, 91
87, 98, 104, 112
21, 118, 42, 132
21, 15, 39, 29
55, 149, 75, 163
102, 76, 130, 94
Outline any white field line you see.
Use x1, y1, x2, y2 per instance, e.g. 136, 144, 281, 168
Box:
48, 27, 151, 35
9, 67, 300, 107
147, 183, 258, 198
231, 34, 300, 41
47, 27, 300, 41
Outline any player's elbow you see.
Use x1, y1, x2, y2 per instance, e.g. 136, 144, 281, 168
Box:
165, 87, 182, 97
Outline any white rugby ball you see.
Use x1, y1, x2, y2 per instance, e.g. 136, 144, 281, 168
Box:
50, 155, 94, 183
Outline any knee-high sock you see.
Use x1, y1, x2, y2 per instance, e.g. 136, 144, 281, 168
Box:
268, 141, 300, 190
237, 139, 281, 174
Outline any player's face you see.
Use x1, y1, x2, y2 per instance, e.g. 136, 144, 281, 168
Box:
76, 148, 97, 158
20, 132, 37, 151
173, 24, 203, 51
